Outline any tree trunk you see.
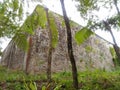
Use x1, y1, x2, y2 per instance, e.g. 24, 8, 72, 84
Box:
109, 29, 120, 64
45, 8, 53, 82
113, 0, 120, 16
104, 21, 120, 64
23, 36, 32, 74
60, 0, 78, 89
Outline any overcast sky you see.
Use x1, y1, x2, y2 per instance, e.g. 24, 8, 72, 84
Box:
1, 0, 120, 50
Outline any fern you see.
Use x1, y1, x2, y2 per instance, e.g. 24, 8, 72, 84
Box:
75, 27, 94, 45
34, 5, 47, 28
48, 12, 58, 48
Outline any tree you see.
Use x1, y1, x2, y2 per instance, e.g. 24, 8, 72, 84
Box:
0, 0, 24, 53
103, 21, 120, 64
45, 8, 52, 82
0, 0, 25, 68
60, 0, 78, 89
9, 3, 58, 77
0, 0, 23, 38
113, 0, 120, 16
45, 7, 58, 82
1, 0, 59, 80
75, 0, 120, 64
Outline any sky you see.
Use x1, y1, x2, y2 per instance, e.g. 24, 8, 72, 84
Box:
1, 0, 120, 50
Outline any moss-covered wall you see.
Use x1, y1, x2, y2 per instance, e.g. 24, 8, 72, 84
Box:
0, 6, 114, 74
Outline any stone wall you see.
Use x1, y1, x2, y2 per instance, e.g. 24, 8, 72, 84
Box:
27, 14, 114, 74
0, 12, 114, 74
1, 41, 25, 70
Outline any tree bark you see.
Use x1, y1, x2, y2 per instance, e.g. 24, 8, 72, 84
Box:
109, 29, 120, 64
45, 8, 53, 82
60, 0, 78, 89
23, 36, 32, 74
104, 21, 120, 64
113, 0, 120, 16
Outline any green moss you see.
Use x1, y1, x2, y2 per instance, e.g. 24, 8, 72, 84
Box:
85, 45, 93, 53
109, 47, 116, 58
99, 52, 105, 62
95, 39, 100, 44
80, 59, 84, 62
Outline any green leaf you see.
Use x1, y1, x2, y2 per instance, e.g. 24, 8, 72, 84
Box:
34, 5, 47, 28
75, 27, 94, 45
12, 0, 19, 12
9, 5, 48, 51
22, 16, 34, 35
18, 3, 23, 20
49, 12, 58, 48
42, 86, 46, 90
12, 32, 28, 51
54, 85, 62, 90
29, 81, 37, 90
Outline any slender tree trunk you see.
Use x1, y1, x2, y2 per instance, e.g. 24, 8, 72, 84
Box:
113, 0, 120, 64
104, 21, 120, 64
109, 28, 117, 46
113, 0, 120, 16
109, 29, 120, 64
60, 0, 78, 89
23, 36, 32, 74
45, 8, 53, 82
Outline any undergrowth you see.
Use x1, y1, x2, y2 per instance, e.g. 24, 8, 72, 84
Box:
0, 66, 120, 90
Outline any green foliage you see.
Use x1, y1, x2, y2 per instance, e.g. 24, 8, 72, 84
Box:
75, 0, 120, 33
48, 12, 58, 48
75, 0, 98, 19
75, 27, 94, 45
11, 5, 47, 51
0, 65, 46, 81
12, 0, 19, 12
0, 47, 2, 56
110, 47, 116, 58
12, 33, 28, 51
18, 3, 23, 20
109, 47, 120, 66
34, 5, 47, 29
23, 77, 37, 90
42, 86, 46, 90
6, 82, 25, 90
78, 70, 120, 90
0, 0, 23, 38
52, 70, 120, 90
1, 66, 120, 90
15, 5, 58, 50
85, 46, 93, 53
41, 83, 64, 90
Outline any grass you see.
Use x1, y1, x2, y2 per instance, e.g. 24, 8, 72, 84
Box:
0, 66, 46, 81
0, 66, 120, 90
78, 70, 120, 90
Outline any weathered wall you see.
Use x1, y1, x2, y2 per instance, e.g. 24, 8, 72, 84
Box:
0, 13, 114, 74
1, 41, 25, 70
27, 14, 114, 74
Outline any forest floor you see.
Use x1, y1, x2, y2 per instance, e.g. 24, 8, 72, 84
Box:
0, 66, 120, 90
